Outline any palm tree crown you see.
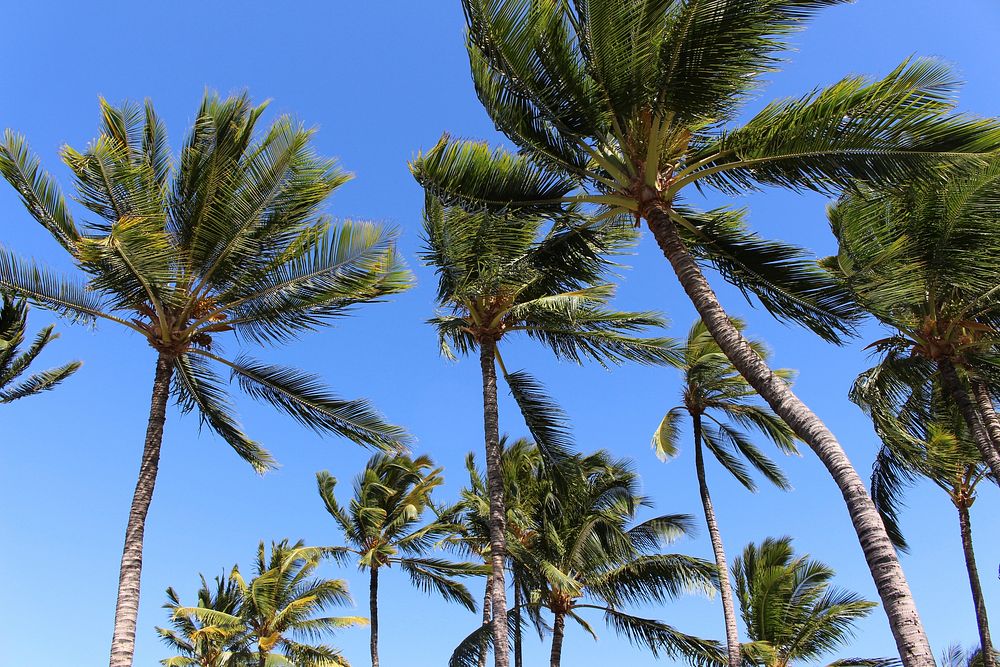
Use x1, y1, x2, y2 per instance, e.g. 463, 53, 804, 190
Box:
0, 295, 79, 404
157, 575, 246, 667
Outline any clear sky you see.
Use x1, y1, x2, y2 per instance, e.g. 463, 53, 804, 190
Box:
1, 2, 998, 665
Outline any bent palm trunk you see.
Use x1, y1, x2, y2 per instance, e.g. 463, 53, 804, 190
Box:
370, 567, 380, 667
109, 352, 174, 667
480, 339, 510, 667
693, 415, 741, 667
958, 502, 995, 667
939, 361, 1000, 484
549, 611, 566, 667
645, 206, 934, 667
972, 380, 1000, 461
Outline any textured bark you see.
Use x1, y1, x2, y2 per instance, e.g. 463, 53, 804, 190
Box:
370, 567, 380, 667
693, 415, 742, 667
644, 206, 934, 667
549, 611, 566, 667
958, 502, 995, 667
479, 575, 493, 667
939, 361, 1000, 484
109, 353, 174, 667
480, 339, 510, 667
513, 575, 523, 667
972, 380, 1000, 463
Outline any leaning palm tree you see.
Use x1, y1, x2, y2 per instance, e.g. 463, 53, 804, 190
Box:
316, 455, 484, 667
177, 540, 366, 667
420, 198, 678, 667
0, 294, 79, 404
409, 4, 1000, 661
0, 94, 411, 667
733, 537, 894, 667
652, 319, 796, 667
452, 450, 721, 667
157, 575, 247, 667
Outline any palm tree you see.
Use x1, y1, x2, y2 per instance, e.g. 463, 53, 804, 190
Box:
420, 199, 678, 667
157, 575, 247, 667
652, 319, 796, 667
860, 378, 995, 667
733, 537, 893, 667
409, 5, 1000, 661
0, 94, 412, 667
0, 294, 79, 403
316, 455, 484, 667
452, 450, 721, 667
826, 159, 1000, 484
176, 540, 366, 667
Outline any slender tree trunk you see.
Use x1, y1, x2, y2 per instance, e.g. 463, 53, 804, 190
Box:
939, 360, 1000, 484
693, 414, 742, 667
257, 651, 266, 667
479, 574, 493, 667
549, 611, 566, 667
644, 206, 935, 667
957, 501, 996, 667
971, 380, 1000, 461
109, 352, 174, 667
480, 339, 510, 667
370, 567, 380, 667
513, 573, 523, 667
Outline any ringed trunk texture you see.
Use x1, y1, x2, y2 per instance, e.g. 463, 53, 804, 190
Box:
109, 352, 174, 667
645, 207, 934, 667
693, 415, 742, 667
479, 575, 493, 667
971, 380, 1000, 463
939, 361, 1000, 484
480, 339, 510, 667
370, 567, 380, 667
957, 502, 995, 667
549, 611, 566, 667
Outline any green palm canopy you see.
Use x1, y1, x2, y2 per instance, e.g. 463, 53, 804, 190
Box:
0, 295, 79, 404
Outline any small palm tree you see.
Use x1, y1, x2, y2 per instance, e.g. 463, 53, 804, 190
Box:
157, 575, 247, 667
317, 455, 484, 667
652, 319, 796, 667
0, 95, 412, 667
0, 295, 79, 404
177, 540, 366, 667
410, 5, 1000, 660
733, 537, 892, 667
420, 199, 678, 667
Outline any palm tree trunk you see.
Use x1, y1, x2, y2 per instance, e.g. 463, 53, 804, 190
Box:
957, 501, 996, 667
644, 206, 934, 667
513, 573, 523, 667
971, 380, 1000, 461
939, 360, 1000, 484
370, 566, 380, 667
693, 414, 741, 667
109, 352, 174, 667
479, 574, 493, 667
549, 611, 566, 667
480, 338, 510, 667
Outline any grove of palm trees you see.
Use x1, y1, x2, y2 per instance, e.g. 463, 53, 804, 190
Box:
1, 2, 997, 666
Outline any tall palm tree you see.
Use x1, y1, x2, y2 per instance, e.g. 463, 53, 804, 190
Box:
733, 537, 893, 667
826, 158, 1000, 484
0, 294, 79, 404
176, 540, 366, 667
451, 450, 721, 667
409, 4, 1000, 661
652, 319, 796, 667
157, 575, 247, 667
0, 95, 412, 667
316, 455, 484, 667
420, 199, 678, 667
860, 378, 995, 667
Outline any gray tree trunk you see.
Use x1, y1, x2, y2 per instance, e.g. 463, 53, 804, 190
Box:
971, 380, 1000, 462
549, 611, 566, 667
480, 339, 510, 667
958, 501, 996, 667
109, 352, 174, 667
644, 206, 934, 667
939, 361, 1000, 484
694, 414, 742, 667
479, 575, 493, 667
370, 566, 380, 667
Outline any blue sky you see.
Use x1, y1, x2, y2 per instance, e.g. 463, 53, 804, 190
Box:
1, 1, 998, 665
